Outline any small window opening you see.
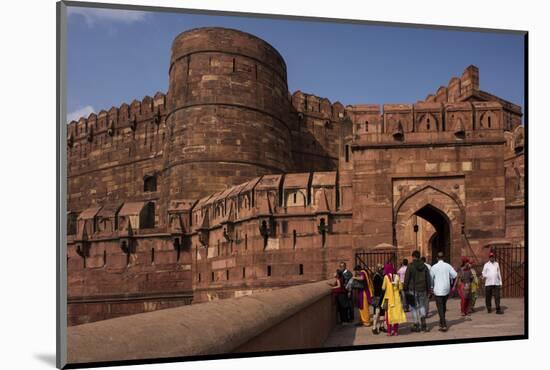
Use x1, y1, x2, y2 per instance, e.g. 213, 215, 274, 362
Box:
293, 230, 297, 249
345, 145, 350, 162
140, 202, 155, 229
226, 269, 230, 280
151, 248, 155, 264
242, 267, 246, 279
103, 250, 107, 267
267, 265, 272, 277
143, 175, 157, 192
211, 271, 215, 281
293, 193, 297, 203
198, 273, 201, 283
245, 234, 248, 250
299, 264, 304, 275
488, 116, 492, 128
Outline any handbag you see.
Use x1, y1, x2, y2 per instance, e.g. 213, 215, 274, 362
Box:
405, 268, 417, 307
381, 298, 389, 311
405, 291, 416, 307
352, 278, 365, 290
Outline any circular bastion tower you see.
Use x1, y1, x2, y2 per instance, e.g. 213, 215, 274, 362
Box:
165, 27, 293, 200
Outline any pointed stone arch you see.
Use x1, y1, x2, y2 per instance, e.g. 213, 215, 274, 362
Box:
394, 185, 465, 265
394, 184, 465, 220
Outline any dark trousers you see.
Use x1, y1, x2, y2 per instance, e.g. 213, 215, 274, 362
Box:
346, 295, 354, 322
336, 294, 349, 323
485, 285, 501, 311
434, 295, 449, 327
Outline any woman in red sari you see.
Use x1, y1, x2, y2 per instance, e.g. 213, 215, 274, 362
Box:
453, 257, 474, 317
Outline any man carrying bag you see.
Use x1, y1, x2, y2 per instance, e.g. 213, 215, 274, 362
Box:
404, 250, 432, 332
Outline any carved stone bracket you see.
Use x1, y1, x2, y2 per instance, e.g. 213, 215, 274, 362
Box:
258, 218, 273, 249
198, 229, 209, 247
75, 242, 90, 258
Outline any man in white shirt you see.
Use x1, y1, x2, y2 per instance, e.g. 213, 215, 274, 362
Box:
430, 252, 457, 332
482, 252, 503, 314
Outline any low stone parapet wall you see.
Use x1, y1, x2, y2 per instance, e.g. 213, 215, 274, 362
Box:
67, 280, 336, 364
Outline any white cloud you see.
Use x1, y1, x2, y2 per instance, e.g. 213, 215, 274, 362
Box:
67, 105, 95, 123
67, 7, 148, 27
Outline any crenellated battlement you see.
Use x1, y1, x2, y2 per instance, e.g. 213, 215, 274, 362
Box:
291, 91, 346, 121
347, 100, 512, 144
422, 65, 480, 103
420, 65, 522, 131
67, 92, 169, 216
67, 92, 167, 145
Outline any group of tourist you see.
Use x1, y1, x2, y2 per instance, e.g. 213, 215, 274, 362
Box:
331, 250, 503, 335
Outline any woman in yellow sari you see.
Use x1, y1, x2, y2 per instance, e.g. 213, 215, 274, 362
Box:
352, 265, 374, 326
382, 263, 407, 336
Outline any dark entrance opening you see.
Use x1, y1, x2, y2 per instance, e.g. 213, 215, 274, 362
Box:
414, 204, 451, 264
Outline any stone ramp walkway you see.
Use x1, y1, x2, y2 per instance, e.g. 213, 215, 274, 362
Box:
324, 298, 525, 347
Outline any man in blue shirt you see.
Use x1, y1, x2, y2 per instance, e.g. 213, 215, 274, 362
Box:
430, 252, 457, 332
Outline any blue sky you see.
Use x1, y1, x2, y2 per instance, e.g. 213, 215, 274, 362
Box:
66, 6, 525, 122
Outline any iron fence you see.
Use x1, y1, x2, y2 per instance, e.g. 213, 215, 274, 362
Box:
355, 250, 397, 275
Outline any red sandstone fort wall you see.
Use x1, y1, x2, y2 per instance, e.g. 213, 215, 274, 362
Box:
67, 93, 169, 226
65, 28, 525, 325
290, 92, 346, 172
350, 100, 517, 264
67, 232, 193, 326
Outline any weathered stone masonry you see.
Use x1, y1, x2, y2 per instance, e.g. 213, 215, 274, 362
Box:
66, 27, 524, 325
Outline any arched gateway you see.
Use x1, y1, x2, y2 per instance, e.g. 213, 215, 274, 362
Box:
393, 185, 465, 265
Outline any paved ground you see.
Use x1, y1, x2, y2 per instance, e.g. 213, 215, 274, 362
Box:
324, 298, 525, 347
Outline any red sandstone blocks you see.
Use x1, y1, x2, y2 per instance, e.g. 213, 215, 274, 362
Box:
66, 28, 524, 323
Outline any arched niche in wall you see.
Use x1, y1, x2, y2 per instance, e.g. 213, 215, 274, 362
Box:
416, 113, 439, 132
478, 111, 499, 130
